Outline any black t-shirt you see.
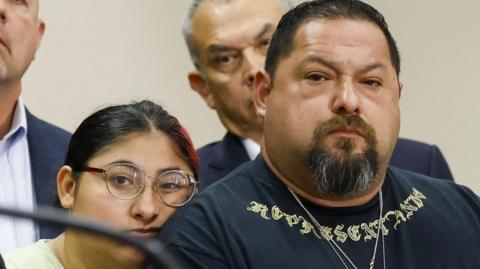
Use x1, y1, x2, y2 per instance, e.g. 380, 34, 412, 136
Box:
158, 156, 480, 269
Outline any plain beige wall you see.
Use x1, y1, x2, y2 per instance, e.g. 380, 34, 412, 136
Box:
22, 0, 479, 194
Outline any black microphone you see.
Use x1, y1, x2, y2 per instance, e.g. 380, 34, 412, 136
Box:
0, 252, 6, 269
0, 205, 180, 268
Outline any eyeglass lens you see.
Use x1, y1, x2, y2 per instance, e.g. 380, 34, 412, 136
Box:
104, 165, 194, 206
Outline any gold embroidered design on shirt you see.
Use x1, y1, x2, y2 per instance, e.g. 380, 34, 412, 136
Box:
246, 187, 426, 243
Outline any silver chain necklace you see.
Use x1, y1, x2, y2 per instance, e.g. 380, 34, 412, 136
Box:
287, 187, 386, 269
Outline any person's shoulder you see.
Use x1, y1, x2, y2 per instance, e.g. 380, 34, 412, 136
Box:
196, 160, 255, 200
389, 166, 454, 190
3, 240, 63, 269
167, 157, 280, 234
393, 137, 440, 161
196, 133, 251, 188
161, 160, 261, 227
203, 155, 274, 193
158, 160, 263, 263
389, 166, 479, 206
25, 110, 71, 140
391, 137, 454, 180
196, 132, 243, 158
197, 140, 222, 157
396, 137, 433, 149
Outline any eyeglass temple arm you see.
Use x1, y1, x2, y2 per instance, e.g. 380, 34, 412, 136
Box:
83, 166, 106, 174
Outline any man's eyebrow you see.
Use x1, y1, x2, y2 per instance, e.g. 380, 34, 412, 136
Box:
361, 62, 387, 73
299, 55, 337, 70
207, 44, 237, 55
206, 23, 275, 55
254, 23, 275, 41
300, 55, 388, 72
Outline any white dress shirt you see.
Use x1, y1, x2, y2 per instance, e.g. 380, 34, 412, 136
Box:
241, 138, 260, 160
0, 99, 37, 252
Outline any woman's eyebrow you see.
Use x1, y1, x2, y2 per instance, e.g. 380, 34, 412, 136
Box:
158, 166, 181, 175
106, 159, 134, 166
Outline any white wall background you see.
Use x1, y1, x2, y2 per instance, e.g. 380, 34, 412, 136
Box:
23, 0, 479, 194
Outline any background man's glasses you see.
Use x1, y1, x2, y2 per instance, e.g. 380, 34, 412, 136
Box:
79, 163, 198, 207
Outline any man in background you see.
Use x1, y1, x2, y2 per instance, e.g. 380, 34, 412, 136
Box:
0, 0, 70, 251
182, 0, 453, 189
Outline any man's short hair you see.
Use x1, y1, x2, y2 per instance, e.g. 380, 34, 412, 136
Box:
265, 0, 401, 79
182, 0, 293, 69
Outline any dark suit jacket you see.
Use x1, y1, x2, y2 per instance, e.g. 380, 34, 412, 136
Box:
197, 132, 454, 190
26, 110, 71, 239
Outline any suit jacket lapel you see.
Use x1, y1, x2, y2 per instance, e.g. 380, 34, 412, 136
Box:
26, 111, 57, 206
26, 110, 69, 238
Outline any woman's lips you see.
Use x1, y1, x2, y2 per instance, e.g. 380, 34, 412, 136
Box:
127, 228, 162, 238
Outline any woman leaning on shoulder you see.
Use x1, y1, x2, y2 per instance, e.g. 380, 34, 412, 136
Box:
3, 100, 199, 269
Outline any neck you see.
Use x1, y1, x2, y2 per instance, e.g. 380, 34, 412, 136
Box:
284, 173, 384, 207
232, 129, 262, 144
261, 144, 386, 207
49, 231, 104, 269
0, 84, 21, 139
47, 234, 67, 267
246, 130, 262, 144
51, 230, 143, 269
226, 120, 263, 144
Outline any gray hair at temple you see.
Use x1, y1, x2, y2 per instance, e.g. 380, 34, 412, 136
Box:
182, 0, 293, 69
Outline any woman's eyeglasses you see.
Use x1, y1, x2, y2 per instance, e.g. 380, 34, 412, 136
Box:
79, 163, 198, 207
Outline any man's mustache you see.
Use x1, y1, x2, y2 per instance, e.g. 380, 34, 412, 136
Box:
314, 115, 376, 144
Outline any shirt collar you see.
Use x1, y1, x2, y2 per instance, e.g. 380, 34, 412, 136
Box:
2, 98, 27, 142
241, 138, 260, 160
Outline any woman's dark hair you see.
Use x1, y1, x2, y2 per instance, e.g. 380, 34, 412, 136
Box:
65, 100, 199, 180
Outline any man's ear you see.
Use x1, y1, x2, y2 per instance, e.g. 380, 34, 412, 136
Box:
34, 20, 45, 54
56, 166, 77, 210
188, 71, 216, 109
254, 70, 272, 119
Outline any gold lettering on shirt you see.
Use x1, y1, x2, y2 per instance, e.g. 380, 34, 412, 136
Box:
334, 224, 349, 243
247, 201, 270, 219
347, 225, 362, 241
299, 216, 315, 234
320, 225, 334, 241
410, 188, 426, 208
271, 205, 283, 220
361, 222, 377, 241
379, 218, 390, 236
246, 188, 427, 243
400, 202, 418, 219
285, 214, 301, 227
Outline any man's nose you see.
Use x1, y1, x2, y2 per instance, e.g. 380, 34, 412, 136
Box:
243, 48, 264, 88
331, 80, 361, 115
0, 1, 7, 23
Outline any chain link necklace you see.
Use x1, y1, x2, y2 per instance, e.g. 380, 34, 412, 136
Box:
287, 187, 386, 269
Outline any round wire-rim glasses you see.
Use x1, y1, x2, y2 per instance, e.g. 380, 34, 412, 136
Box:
79, 163, 198, 207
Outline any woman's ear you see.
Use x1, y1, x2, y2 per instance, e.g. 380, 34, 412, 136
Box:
56, 166, 77, 209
